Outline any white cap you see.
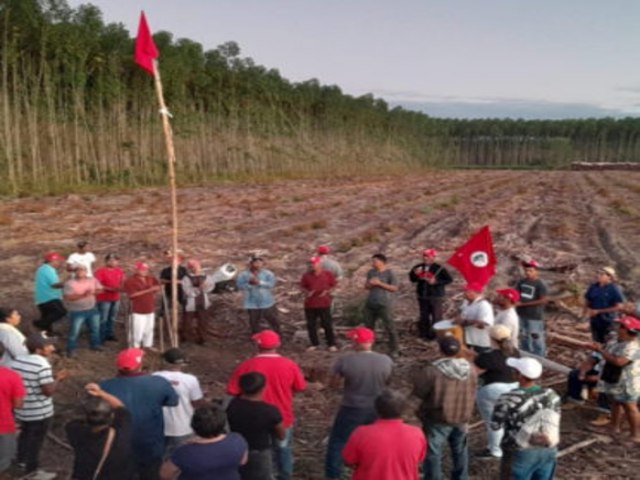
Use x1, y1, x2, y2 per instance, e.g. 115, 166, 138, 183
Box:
506, 357, 543, 380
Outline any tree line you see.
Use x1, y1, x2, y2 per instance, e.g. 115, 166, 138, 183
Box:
0, 0, 639, 195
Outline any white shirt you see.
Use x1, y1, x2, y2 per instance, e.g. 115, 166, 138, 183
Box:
67, 252, 97, 277
153, 370, 204, 437
495, 307, 520, 346
461, 297, 494, 347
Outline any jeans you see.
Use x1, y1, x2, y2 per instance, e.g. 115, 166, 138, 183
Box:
67, 308, 101, 353
567, 369, 610, 411
97, 300, 120, 341
325, 406, 377, 479
476, 382, 519, 457
364, 304, 398, 354
590, 317, 613, 344
34, 299, 67, 334
272, 427, 293, 480
305, 307, 336, 347
0, 433, 16, 472
423, 423, 469, 480
417, 297, 443, 340
506, 447, 557, 480
17, 418, 51, 473
520, 318, 546, 357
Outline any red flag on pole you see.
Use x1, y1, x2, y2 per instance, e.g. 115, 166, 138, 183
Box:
135, 11, 159, 76
447, 225, 497, 288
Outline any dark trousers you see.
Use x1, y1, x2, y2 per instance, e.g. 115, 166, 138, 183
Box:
305, 308, 336, 347
590, 317, 613, 344
34, 300, 66, 334
325, 406, 376, 479
240, 449, 273, 480
248, 306, 281, 335
364, 304, 398, 354
136, 458, 162, 480
567, 369, 610, 411
181, 309, 212, 344
17, 418, 51, 473
417, 297, 443, 340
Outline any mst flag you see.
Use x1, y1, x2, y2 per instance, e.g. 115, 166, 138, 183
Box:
135, 12, 159, 75
447, 225, 496, 287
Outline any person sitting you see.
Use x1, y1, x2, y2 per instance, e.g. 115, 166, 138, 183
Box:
566, 341, 610, 412
65, 383, 134, 480
160, 404, 248, 480
227, 372, 285, 480
474, 325, 520, 460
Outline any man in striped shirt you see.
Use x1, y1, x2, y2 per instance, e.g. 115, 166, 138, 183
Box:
10, 333, 69, 479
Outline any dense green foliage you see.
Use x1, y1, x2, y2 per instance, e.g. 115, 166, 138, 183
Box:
0, 0, 639, 195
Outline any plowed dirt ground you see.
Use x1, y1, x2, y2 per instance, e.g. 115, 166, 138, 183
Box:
1, 170, 639, 479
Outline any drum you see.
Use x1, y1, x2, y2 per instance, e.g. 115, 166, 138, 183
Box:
433, 320, 465, 345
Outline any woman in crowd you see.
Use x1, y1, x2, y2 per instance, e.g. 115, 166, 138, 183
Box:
0, 307, 28, 366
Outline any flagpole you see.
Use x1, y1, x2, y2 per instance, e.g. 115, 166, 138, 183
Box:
152, 58, 180, 348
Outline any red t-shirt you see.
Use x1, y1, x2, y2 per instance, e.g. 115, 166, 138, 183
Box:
343, 419, 427, 480
95, 267, 125, 302
0, 367, 26, 433
300, 271, 337, 309
124, 274, 160, 314
226, 354, 306, 428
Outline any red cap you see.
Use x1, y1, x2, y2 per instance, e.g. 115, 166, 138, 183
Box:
522, 259, 540, 269
616, 316, 640, 332
496, 288, 521, 304
346, 327, 376, 344
309, 256, 322, 265
422, 248, 438, 258
464, 282, 485, 293
44, 252, 65, 262
252, 330, 281, 349
317, 245, 331, 255
135, 261, 149, 271
117, 348, 144, 370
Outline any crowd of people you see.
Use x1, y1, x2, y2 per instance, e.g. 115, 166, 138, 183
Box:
0, 241, 639, 480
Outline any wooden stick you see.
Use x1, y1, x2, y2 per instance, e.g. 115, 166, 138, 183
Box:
520, 351, 572, 375
547, 332, 592, 349
46, 431, 72, 451
152, 59, 180, 348
557, 435, 611, 458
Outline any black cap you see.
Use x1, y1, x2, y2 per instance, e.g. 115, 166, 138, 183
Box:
105, 253, 119, 261
437, 335, 461, 357
163, 348, 188, 365
25, 332, 56, 352
77, 240, 88, 248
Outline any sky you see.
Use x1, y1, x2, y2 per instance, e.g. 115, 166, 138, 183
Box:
67, 0, 640, 120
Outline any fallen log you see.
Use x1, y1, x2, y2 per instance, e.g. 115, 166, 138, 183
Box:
547, 332, 592, 350
557, 434, 611, 458
520, 351, 572, 375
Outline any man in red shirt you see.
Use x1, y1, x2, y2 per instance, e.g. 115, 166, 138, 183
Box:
124, 262, 161, 349
300, 256, 337, 352
343, 389, 426, 480
226, 330, 306, 480
0, 342, 26, 474
95, 253, 125, 343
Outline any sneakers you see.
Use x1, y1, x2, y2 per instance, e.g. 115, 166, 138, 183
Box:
25, 469, 57, 480
306, 345, 318, 352
590, 414, 612, 427
475, 449, 501, 460
328, 346, 339, 353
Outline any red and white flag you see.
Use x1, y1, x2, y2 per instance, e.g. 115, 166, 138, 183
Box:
447, 225, 497, 288
135, 12, 159, 76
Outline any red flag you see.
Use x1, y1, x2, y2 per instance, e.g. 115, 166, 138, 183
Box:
135, 12, 159, 76
447, 225, 497, 288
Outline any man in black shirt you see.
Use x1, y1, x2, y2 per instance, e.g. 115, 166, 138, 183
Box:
227, 372, 285, 480
65, 383, 134, 480
515, 260, 548, 357
408, 248, 453, 340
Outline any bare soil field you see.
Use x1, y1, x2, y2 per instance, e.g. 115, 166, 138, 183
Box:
1, 170, 639, 479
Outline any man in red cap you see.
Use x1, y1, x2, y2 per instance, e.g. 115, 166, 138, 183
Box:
515, 260, 549, 356
456, 283, 494, 353
226, 330, 306, 480
317, 245, 343, 281
409, 248, 453, 340
300, 256, 338, 352
325, 327, 393, 479
124, 262, 161, 349
101, 348, 178, 480
33, 252, 67, 335
494, 288, 520, 346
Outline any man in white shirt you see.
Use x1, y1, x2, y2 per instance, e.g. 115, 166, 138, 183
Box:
456, 283, 494, 353
67, 240, 96, 277
153, 348, 205, 457
494, 288, 520, 346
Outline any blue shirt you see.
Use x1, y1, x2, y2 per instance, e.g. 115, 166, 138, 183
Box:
34, 264, 62, 305
100, 375, 179, 464
236, 269, 276, 309
585, 282, 624, 323
171, 433, 247, 480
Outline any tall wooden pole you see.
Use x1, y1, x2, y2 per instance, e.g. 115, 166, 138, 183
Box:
152, 59, 179, 348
